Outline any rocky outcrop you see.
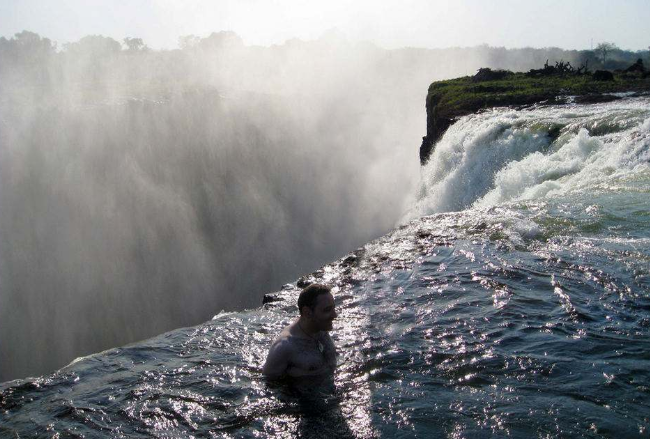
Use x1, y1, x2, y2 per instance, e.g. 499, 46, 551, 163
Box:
419, 93, 456, 165
420, 65, 650, 165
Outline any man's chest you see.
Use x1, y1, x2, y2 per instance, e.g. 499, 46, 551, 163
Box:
290, 340, 329, 371
290, 336, 337, 370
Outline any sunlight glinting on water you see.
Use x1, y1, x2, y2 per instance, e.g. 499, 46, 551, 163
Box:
2, 97, 649, 437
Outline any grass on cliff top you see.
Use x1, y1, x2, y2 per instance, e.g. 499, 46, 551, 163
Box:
428, 72, 650, 118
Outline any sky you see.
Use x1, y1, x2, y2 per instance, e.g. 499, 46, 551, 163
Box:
0, 0, 648, 51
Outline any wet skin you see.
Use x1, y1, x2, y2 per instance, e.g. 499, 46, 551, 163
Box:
263, 293, 338, 379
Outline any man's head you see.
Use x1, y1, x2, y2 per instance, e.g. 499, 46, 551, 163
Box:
297, 284, 337, 331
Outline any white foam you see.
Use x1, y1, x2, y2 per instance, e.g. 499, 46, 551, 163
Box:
404, 98, 650, 221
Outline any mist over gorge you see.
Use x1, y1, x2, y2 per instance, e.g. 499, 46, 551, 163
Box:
0, 30, 630, 381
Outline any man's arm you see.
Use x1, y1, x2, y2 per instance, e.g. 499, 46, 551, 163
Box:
262, 339, 292, 379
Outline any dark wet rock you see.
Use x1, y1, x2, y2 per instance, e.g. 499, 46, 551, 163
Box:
261, 247, 370, 306
296, 278, 312, 288
262, 293, 282, 304
340, 254, 359, 268
416, 230, 431, 239
574, 94, 621, 104
547, 124, 562, 142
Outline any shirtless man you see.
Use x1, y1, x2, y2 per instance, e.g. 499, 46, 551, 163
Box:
263, 284, 338, 379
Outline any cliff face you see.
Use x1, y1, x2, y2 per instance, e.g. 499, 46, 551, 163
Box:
419, 91, 455, 165
420, 68, 650, 165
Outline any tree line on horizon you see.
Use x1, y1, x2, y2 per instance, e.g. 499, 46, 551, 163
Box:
1, 30, 648, 98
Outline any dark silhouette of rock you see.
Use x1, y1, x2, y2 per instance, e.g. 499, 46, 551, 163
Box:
262, 293, 282, 304
574, 94, 621, 104
593, 70, 614, 81
625, 59, 645, 73
420, 89, 455, 165
296, 277, 312, 288
339, 253, 359, 267
473, 67, 512, 82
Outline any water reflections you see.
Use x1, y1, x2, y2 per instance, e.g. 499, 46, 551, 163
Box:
214, 287, 376, 438
330, 285, 377, 438
2, 193, 650, 437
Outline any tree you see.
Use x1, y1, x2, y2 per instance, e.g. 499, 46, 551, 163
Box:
595, 42, 618, 65
64, 35, 121, 56
123, 37, 147, 52
198, 31, 243, 51
0, 31, 56, 61
13, 30, 56, 52
0, 31, 57, 89
178, 35, 200, 50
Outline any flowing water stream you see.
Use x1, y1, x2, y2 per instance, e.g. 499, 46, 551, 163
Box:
2, 97, 649, 437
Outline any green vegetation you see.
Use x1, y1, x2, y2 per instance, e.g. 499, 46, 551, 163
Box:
427, 71, 650, 121
420, 67, 650, 164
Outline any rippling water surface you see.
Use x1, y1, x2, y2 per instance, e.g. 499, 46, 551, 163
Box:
2, 98, 650, 437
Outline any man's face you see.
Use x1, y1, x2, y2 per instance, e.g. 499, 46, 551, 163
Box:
308, 292, 337, 331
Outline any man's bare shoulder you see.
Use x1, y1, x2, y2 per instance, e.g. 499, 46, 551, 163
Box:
263, 322, 298, 377
268, 332, 296, 353
271, 321, 295, 340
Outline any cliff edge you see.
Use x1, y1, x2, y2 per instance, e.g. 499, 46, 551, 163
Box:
420, 63, 650, 165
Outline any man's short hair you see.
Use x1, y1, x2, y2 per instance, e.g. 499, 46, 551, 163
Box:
297, 284, 332, 315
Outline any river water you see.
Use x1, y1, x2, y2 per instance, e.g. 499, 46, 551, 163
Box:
2, 97, 649, 437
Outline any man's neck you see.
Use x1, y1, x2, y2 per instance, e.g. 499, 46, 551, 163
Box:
297, 317, 319, 337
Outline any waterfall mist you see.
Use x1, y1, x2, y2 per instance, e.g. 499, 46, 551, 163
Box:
0, 31, 598, 381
